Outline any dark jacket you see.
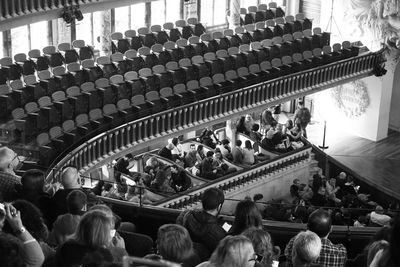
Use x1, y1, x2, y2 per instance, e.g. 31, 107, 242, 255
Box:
158, 147, 173, 161
170, 170, 192, 192
261, 138, 275, 151
179, 209, 226, 254
231, 147, 244, 165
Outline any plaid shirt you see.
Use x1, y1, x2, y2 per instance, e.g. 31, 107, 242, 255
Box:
285, 235, 347, 267
0, 171, 21, 201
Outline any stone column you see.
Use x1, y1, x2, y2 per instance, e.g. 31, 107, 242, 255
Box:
225, 119, 237, 144
228, 0, 241, 29
100, 10, 112, 56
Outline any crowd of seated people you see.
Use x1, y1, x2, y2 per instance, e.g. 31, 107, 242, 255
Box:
1, 142, 400, 267
261, 171, 398, 229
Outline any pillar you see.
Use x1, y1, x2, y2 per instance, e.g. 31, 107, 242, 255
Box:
228, 0, 241, 29
225, 119, 237, 144
100, 10, 112, 56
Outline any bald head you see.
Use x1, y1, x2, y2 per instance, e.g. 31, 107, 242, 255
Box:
307, 208, 332, 238
61, 167, 81, 189
0, 147, 18, 173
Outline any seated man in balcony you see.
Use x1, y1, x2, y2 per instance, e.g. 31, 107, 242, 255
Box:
231, 140, 244, 165
200, 151, 222, 180
284, 208, 347, 267
170, 165, 192, 193
177, 187, 226, 255
184, 144, 201, 176
216, 139, 234, 161
249, 124, 263, 143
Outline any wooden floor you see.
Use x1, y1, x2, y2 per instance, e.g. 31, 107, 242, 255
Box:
306, 121, 400, 200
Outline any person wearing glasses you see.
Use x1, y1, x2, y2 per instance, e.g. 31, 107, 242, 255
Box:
0, 147, 21, 202
196, 235, 259, 267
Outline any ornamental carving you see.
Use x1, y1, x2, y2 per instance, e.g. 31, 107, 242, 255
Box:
331, 80, 370, 118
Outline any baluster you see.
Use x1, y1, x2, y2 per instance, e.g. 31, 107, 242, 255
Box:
143, 120, 149, 140
156, 116, 162, 136
197, 104, 203, 123
166, 113, 172, 133
243, 90, 248, 107
3, 0, 11, 18
208, 100, 215, 119
148, 118, 154, 138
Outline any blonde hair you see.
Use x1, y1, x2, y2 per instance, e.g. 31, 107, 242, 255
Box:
74, 210, 113, 248
157, 224, 194, 263
209, 235, 254, 267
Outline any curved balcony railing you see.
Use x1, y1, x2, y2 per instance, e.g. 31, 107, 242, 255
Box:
44, 50, 384, 183
159, 145, 312, 209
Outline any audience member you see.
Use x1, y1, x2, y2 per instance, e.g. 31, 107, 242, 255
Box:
170, 165, 192, 192
113, 153, 134, 183
284, 208, 347, 267
196, 235, 256, 267
0, 147, 21, 201
283, 120, 294, 135
159, 143, 175, 161
370, 206, 391, 226
178, 187, 226, 254
198, 130, 219, 150
250, 124, 263, 142
237, 116, 253, 136
48, 189, 87, 247
50, 166, 98, 224
260, 108, 277, 132
232, 140, 244, 165
185, 144, 199, 169
261, 129, 276, 151
291, 231, 322, 267
229, 199, 263, 236
293, 101, 311, 138
272, 124, 286, 146
196, 145, 206, 163
150, 165, 175, 194
212, 149, 236, 176
367, 240, 389, 267
3, 199, 53, 260
155, 224, 201, 267
201, 151, 221, 180
171, 137, 184, 160
243, 228, 280, 267
287, 122, 303, 141
14, 169, 52, 225
216, 139, 233, 160
325, 178, 341, 205
1, 203, 45, 266
310, 186, 328, 207
55, 210, 127, 267
242, 140, 256, 165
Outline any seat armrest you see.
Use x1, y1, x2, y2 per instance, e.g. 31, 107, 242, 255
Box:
145, 100, 155, 106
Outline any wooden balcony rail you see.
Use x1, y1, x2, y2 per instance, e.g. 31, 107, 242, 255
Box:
159, 146, 312, 210
44, 50, 384, 183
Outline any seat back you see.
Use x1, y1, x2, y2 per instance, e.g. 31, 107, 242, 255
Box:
76, 113, 89, 126
103, 104, 118, 115
89, 108, 103, 120
131, 94, 146, 105
124, 71, 139, 81
66, 86, 81, 97
36, 132, 50, 146
146, 91, 160, 102
62, 120, 75, 132
117, 99, 131, 110
118, 231, 154, 257
160, 87, 173, 97
49, 126, 63, 139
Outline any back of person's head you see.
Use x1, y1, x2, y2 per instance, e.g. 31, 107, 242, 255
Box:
266, 129, 274, 139
231, 199, 263, 235
252, 124, 260, 132
61, 166, 81, 189
245, 140, 252, 150
221, 139, 230, 146
171, 137, 179, 146
307, 209, 332, 238
0, 204, 5, 229
206, 151, 214, 158
236, 140, 242, 147
0, 233, 25, 267
126, 153, 134, 160
21, 169, 45, 193
197, 145, 204, 152
0, 147, 17, 172
157, 224, 193, 263
67, 190, 87, 215
74, 210, 113, 248
292, 231, 321, 266
202, 187, 224, 211
367, 240, 389, 267
6, 200, 48, 242
209, 235, 255, 267
243, 228, 274, 267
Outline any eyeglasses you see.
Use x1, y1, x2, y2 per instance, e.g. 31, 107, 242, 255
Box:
249, 253, 264, 262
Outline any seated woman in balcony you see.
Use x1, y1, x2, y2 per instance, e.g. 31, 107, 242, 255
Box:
237, 115, 255, 136
228, 199, 263, 236
242, 140, 256, 166
198, 128, 220, 149
150, 165, 175, 194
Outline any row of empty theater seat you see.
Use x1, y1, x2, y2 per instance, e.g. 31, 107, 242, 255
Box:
111, 12, 309, 55
111, 18, 206, 53
240, 2, 286, 25
0, 40, 94, 84
0, 28, 336, 122
0, 30, 351, 126
8, 38, 359, 166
